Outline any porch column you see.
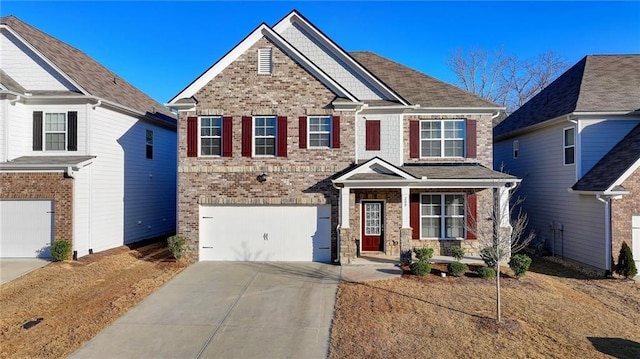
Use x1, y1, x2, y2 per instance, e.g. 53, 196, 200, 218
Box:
340, 187, 350, 228
401, 187, 410, 228
400, 187, 412, 263
498, 186, 512, 229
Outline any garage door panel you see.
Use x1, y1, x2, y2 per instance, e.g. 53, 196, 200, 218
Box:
199, 206, 331, 262
1, 200, 53, 258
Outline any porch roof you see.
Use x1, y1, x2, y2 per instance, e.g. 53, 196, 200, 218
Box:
0, 155, 95, 171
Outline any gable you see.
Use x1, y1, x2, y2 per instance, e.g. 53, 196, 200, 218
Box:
194, 37, 338, 113
1, 28, 78, 92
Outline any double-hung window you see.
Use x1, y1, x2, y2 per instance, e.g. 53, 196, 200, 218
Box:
45, 113, 66, 151
420, 119, 465, 157
308, 116, 331, 148
563, 127, 575, 165
200, 117, 222, 156
254, 116, 276, 156
420, 194, 465, 239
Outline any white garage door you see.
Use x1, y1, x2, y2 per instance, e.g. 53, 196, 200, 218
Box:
0, 200, 53, 258
633, 216, 640, 271
199, 205, 331, 262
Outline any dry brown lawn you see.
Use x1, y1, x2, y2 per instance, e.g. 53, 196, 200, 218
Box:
0, 242, 187, 359
330, 259, 640, 359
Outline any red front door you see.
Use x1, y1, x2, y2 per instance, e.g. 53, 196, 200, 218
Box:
362, 201, 383, 251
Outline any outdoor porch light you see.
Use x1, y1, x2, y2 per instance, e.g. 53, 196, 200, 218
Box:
256, 173, 267, 183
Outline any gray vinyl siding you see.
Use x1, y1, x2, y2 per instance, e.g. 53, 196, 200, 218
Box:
495, 121, 607, 270
356, 113, 403, 165
579, 116, 640, 176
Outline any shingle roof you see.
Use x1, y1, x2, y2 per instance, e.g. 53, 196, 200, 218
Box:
0, 155, 96, 170
0, 15, 175, 123
0, 69, 26, 93
349, 51, 499, 108
401, 163, 516, 180
494, 55, 640, 138
572, 123, 640, 192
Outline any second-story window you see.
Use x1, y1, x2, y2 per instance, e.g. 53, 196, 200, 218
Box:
420, 119, 465, 157
45, 113, 66, 151
308, 116, 331, 148
254, 116, 276, 156
146, 130, 154, 159
200, 117, 222, 156
564, 127, 575, 165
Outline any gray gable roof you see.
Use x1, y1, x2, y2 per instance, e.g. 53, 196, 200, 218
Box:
349, 51, 499, 108
572, 123, 640, 192
495, 55, 640, 139
1, 15, 175, 123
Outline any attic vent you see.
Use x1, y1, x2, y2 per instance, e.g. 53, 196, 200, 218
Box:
258, 48, 272, 75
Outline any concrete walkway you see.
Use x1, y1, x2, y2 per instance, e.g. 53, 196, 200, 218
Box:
0, 258, 50, 285
70, 262, 340, 359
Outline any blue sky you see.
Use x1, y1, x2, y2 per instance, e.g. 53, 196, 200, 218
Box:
2, 1, 639, 104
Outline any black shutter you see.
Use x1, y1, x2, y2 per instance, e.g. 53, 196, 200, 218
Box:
33, 111, 43, 151
67, 111, 78, 151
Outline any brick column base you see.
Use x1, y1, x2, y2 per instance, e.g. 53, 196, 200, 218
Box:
339, 227, 355, 265
400, 228, 413, 264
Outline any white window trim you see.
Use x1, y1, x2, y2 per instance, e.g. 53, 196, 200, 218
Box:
419, 193, 466, 240
513, 139, 519, 159
563, 126, 575, 166
199, 116, 223, 157
307, 115, 332, 149
257, 47, 272, 75
252, 116, 277, 157
419, 119, 466, 158
43, 112, 67, 152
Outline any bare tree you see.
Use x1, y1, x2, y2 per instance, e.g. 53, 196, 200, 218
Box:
470, 187, 535, 323
448, 48, 568, 115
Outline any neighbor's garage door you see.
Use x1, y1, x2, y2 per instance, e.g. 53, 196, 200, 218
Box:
0, 200, 53, 258
199, 205, 331, 262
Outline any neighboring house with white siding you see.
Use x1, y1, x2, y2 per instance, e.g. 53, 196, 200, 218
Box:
0, 16, 177, 258
168, 10, 517, 264
494, 55, 640, 273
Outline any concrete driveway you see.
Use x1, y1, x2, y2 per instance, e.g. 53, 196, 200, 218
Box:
70, 262, 340, 359
0, 258, 50, 285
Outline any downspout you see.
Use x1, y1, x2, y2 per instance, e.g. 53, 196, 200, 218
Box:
9, 95, 21, 104
332, 181, 342, 263
92, 99, 102, 110
596, 194, 612, 275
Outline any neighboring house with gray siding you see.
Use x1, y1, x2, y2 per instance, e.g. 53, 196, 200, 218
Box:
168, 10, 517, 264
0, 16, 177, 258
494, 55, 640, 273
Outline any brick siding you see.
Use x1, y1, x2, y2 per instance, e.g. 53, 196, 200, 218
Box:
611, 168, 640, 263
0, 172, 74, 246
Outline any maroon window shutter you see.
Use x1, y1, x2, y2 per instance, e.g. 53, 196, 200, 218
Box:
241, 116, 252, 157
466, 119, 477, 158
222, 116, 233, 157
409, 120, 419, 158
467, 193, 477, 240
277, 116, 287, 157
33, 111, 43, 151
332, 116, 340, 148
365, 120, 381, 150
410, 193, 420, 239
299, 116, 307, 149
187, 117, 198, 157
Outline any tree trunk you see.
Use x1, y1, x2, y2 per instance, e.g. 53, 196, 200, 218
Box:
496, 264, 501, 322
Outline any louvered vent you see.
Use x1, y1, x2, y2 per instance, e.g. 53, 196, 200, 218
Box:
258, 48, 272, 75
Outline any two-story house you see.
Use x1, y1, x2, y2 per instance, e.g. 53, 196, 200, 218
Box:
494, 55, 640, 274
0, 16, 177, 259
169, 10, 518, 264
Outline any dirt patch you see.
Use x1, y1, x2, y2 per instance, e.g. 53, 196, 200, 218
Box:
0, 242, 187, 359
330, 257, 640, 358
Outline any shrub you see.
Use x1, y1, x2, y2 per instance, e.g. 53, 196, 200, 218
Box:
410, 260, 431, 276
509, 254, 532, 278
413, 247, 434, 261
50, 240, 72, 261
615, 242, 638, 279
167, 235, 187, 260
450, 245, 465, 261
448, 261, 468, 277
477, 266, 496, 279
